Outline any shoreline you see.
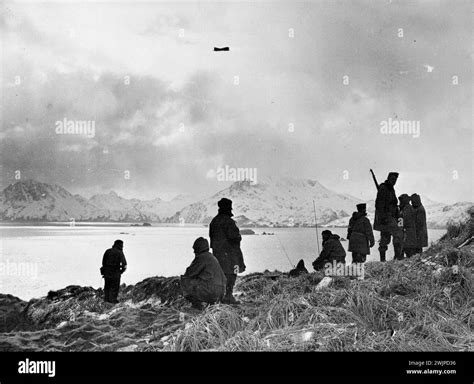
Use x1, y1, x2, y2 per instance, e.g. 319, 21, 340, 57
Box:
0, 214, 472, 352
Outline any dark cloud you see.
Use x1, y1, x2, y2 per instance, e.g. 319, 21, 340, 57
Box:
1, 1, 471, 202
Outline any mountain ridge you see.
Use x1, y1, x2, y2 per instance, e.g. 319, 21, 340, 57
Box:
0, 179, 471, 228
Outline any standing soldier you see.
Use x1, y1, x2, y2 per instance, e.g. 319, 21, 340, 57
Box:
101, 240, 127, 304
374, 172, 403, 261
411, 193, 428, 254
398, 194, 418, 257
209, 198, 246, 304
347, 203, 375, 265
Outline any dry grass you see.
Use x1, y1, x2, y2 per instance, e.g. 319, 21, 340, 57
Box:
161, 212, 474, 352
4, 210, 472, 352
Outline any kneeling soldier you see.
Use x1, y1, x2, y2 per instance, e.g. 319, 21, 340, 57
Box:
181, 237, 227, 310
312, 230, 346, 271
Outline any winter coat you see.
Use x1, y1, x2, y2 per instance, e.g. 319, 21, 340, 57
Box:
313, 234, 346, 269
400, 204, 418, 248
347, 212, 375, 255
374, 181, 399, 232
181, 250, 227, 301
183, 250, 227, 289
412, 196, 428, 247
209, 211, 246, 274
101, 245, 127, 278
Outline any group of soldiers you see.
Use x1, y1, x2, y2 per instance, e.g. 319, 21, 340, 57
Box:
374, 172, 428, 260
100, 198, 245, 307
310, 171, 428, 271
100, 171, 428, 308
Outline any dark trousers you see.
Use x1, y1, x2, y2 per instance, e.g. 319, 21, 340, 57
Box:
181, 277, 225, 304
225, 273, 237, 297
379, 231, 403, 261
352, 252, 367, 263
104, 277, 120, 303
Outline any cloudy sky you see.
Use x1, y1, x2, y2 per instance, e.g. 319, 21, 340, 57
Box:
1, 0, 472, 203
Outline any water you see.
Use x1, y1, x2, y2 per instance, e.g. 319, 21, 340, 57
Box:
0, 223, 446, 300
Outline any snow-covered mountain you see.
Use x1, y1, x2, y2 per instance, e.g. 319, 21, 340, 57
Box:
88, 191, 194, 221
0, 180, 192, 222
88, 191, 162, 221
166, 177, 363, 226
323, 196, 473, 229
0, 180, 107, 221
424, 202, 474, 229
1, 179, 471, 228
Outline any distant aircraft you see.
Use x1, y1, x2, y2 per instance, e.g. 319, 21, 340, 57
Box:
214, 47, 230, 51
423, 64, 434, 73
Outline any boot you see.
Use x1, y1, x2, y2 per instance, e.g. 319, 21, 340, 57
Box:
379, 249, 386, 262
394, 244, 403, 260
223, 274, 240, 305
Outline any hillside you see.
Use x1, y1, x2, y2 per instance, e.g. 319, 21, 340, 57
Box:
0, 180, 193, 222
0, 208, 472, 352
88, 192, 194, 222
0, 180, 108, 221
167, 177, 362, 226
0, 179, 470, 228
324, 199, 473, 229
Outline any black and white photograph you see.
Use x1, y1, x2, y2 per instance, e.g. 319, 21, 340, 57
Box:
0, 0, 472, 380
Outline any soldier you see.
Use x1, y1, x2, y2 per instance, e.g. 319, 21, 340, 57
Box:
411, 193, 428, 254
312, 230, 346, 271
181, 237, 227, 310
398, 194, 418, 257
347, 203, 375, 265
374, 172, 403, 261
209, 198, 246, 304
101, 240, 127, 304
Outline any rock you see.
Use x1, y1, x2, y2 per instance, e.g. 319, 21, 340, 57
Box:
290, 330, 314, 344
315, 276, 333, 291
0, 294, 28, 332
117, 344, 138, 352
122, 276, 181, 303
240, 229, 255, 235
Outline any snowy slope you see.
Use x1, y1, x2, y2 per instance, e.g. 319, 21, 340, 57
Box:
88, 192, 194, 221
166, 177, 363, 226
0, 180, 107, 221
88, 192, 162, 221
0, 181, 193, 222
323, 196, 472, 229
1, 179, 470, 228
